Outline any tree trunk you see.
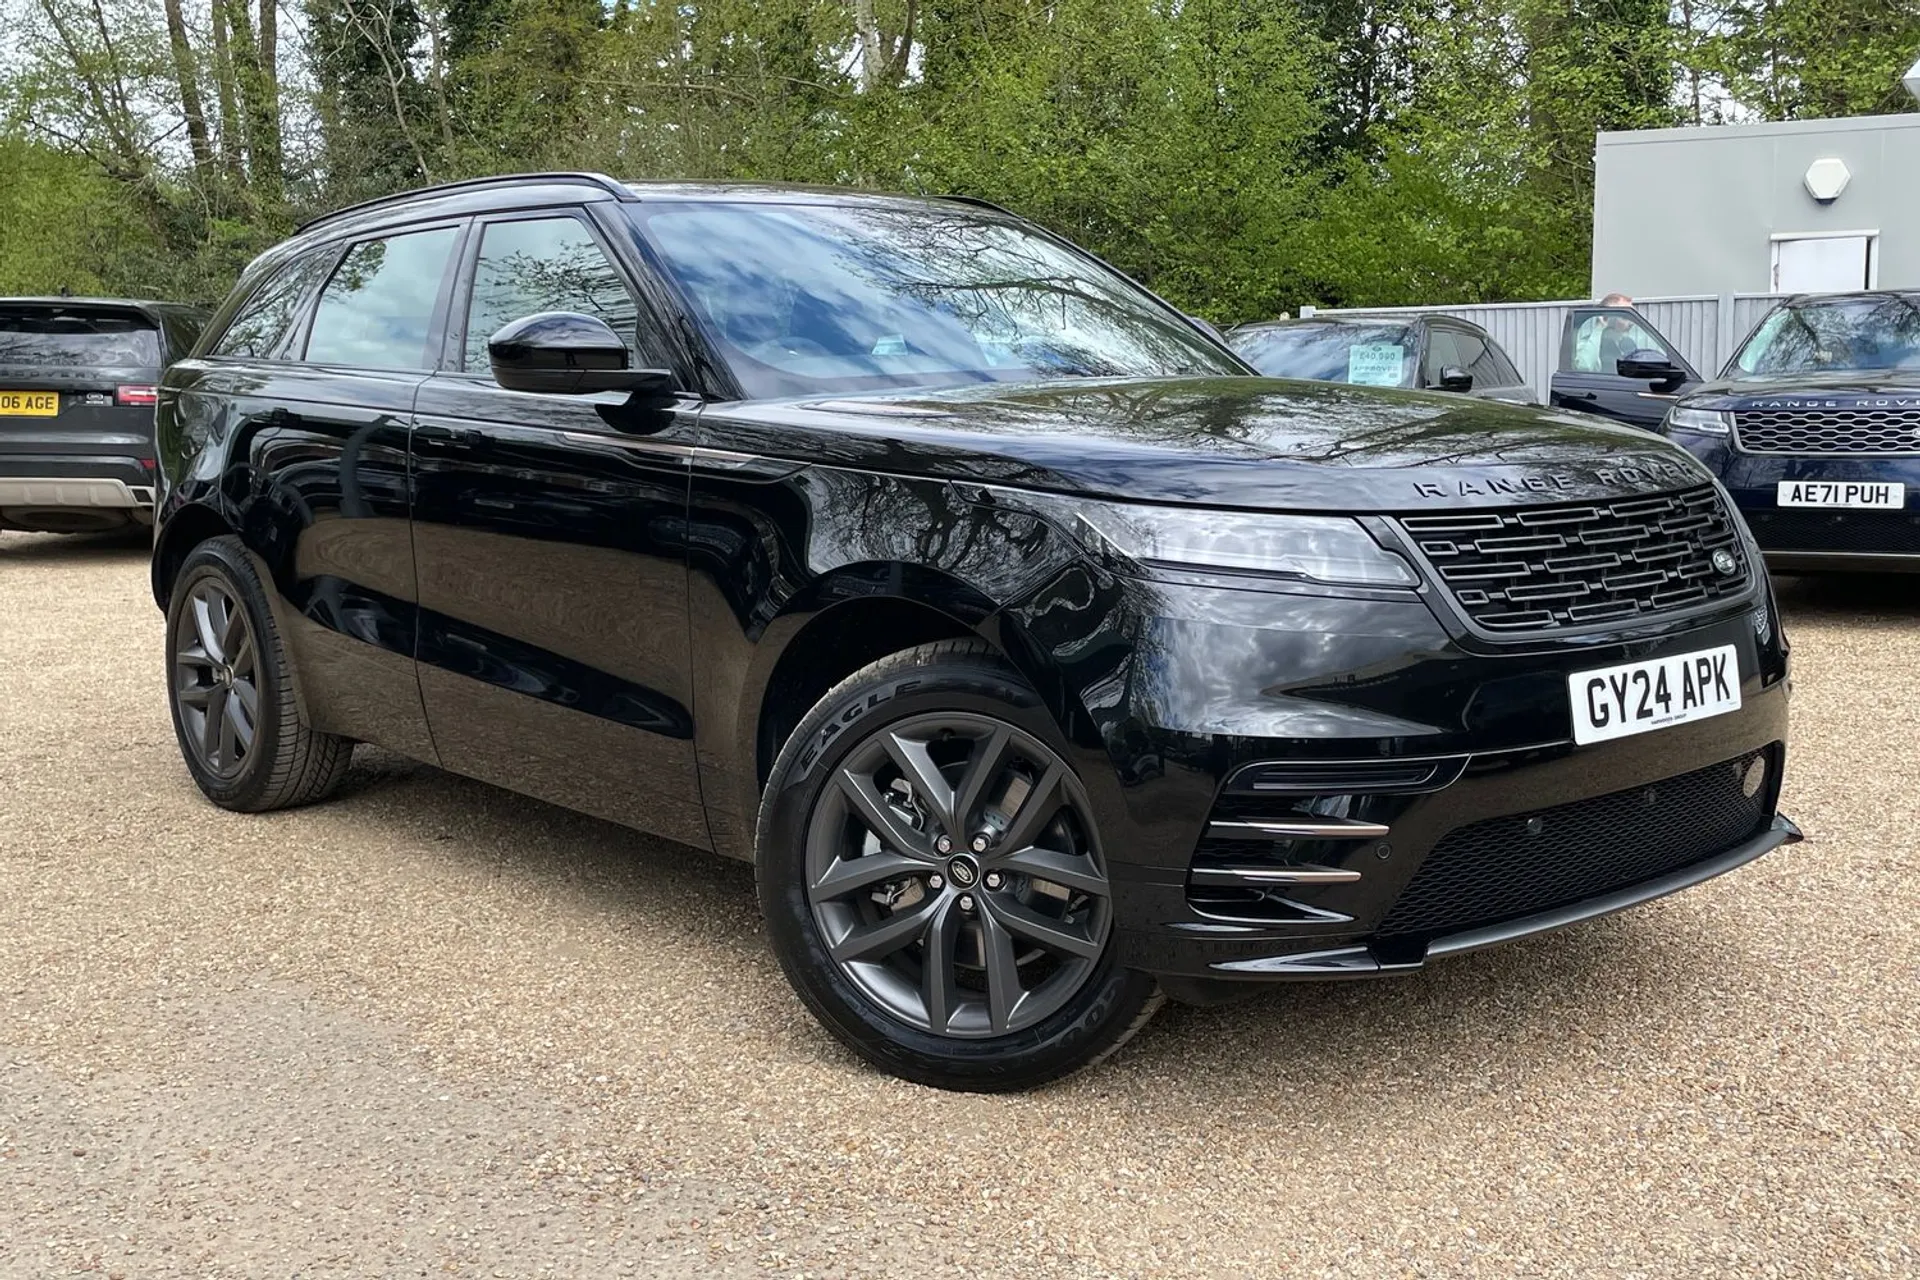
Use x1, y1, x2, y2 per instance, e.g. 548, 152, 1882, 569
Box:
219, 0, 284, 208
258, 0, 281, 174
161, 0, 214, 172
211, 5, 247, 179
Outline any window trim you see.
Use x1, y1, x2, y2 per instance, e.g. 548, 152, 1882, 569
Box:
297, 218, 472, 373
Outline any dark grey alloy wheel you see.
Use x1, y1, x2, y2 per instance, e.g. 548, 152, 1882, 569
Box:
806, 711, 1113, 1039
164, 536, 354, 812
172, 578, 260, 778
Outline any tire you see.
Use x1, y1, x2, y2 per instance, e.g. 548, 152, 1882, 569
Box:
164, 535, 353, 812
756, 639, 1161, 1091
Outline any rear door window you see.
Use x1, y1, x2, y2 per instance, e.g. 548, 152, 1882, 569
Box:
213, 248, 338, 359
0, 308, 162, 368
306, 226, 460, 370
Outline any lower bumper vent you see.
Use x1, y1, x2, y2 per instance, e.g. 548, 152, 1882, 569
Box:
1375, 746, 1779, 940
1746, 508, 1920, 556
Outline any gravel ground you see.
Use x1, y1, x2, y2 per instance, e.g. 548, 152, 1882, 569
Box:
1, 529, 1915, 1278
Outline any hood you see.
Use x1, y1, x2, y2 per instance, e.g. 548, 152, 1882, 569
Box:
1681, 367, 1920, 410
710, 376, 1716, 513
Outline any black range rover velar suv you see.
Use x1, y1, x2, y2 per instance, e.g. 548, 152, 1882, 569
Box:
152, 174, 1797, 1089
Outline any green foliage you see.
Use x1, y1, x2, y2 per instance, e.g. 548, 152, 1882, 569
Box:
0, 136, 131, 295
2, 0, 1917, 319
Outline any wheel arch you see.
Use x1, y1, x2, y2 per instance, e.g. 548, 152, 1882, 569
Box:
749, 567, 995, 790
151, 501, 239, 610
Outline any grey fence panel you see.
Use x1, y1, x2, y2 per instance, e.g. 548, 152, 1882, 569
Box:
1300, 293, 1789, 401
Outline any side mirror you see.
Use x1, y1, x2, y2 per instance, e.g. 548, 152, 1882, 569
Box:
1617, 348, 1685, 382
1436, 365, 1474, 393
488, 312, 675, 396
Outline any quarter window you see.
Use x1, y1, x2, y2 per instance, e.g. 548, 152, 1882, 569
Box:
212, 249, 336, 359
462, 216, 642, 372
305, 227, 459, 370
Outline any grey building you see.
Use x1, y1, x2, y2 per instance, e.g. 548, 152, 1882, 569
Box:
1592, 112, 1920, 299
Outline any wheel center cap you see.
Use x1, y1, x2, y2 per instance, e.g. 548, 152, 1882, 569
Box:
946, 854, 979, 889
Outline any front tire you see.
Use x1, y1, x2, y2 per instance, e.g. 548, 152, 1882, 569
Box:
164, 536, 353, 812
756, 640, 1160, 1091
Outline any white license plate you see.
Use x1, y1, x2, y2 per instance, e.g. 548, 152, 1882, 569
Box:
1569, 644, 1741, 746
1776, 479, 1905, 509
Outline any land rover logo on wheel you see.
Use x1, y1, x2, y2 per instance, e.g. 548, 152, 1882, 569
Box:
947, 854, 979, 888
1711, 549, 1738, 575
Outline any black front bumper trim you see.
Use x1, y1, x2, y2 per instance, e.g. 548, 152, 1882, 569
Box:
1207, 813, 1802, 979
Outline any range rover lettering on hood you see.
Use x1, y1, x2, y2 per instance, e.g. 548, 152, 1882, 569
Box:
1747, 397, 1920, 409
1410, 455, 1697, 501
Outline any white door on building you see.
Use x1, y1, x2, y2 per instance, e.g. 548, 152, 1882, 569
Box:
1772, 235, 1875, 292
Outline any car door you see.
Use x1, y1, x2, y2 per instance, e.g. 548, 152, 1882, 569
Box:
1550, 306, 1700, 428
408, 205, 712, 848
177, 225, 458, 761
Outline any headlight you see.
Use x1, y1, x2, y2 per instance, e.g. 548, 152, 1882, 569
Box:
1066, 500, 1418, 587
1665, 407, 1732, 436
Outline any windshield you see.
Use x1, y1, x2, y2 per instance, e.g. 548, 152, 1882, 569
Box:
0, 307, 161, 368
1732, 296, 1920, 375
1227, 324, 1415, 388
630, 200, 1242, 398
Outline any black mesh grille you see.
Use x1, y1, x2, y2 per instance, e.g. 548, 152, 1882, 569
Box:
1398, 486, 1751, 632
1746, 508, 1920, 555
1736, 407, 1920, 455
1375, 747, 1777, 940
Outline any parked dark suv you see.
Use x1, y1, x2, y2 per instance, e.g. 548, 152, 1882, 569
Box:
1, 297, 205, 533
152, 174, 1797, 1090
1229, 314, 1537, 405
1657, 292, 1920, 571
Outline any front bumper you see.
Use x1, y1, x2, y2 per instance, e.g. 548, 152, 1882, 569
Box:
1016, 562, 1792, 992
1200, 814, 1799, 984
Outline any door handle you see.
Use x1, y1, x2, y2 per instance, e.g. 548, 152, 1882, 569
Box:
416, 425, 485, 451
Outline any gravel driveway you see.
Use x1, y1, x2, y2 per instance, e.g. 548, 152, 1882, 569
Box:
2, 530, 1914, 1278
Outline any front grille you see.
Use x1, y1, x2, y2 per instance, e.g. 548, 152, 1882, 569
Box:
1398, 486, 1750, 632
1374, 747, 1778, 940
1747, 508, 1920, 555
1736, 406, 1920, 455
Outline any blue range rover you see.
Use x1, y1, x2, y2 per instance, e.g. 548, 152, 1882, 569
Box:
1659, 291, 1920, 572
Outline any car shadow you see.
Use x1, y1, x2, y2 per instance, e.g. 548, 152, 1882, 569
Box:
0, 527, 151, 563
303, 746, 1721, 1101
1772, 569, 1920, 625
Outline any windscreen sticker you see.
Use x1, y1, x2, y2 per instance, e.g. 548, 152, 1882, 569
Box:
1347, 343, 1406, 386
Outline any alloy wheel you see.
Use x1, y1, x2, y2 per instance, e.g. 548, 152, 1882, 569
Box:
172, 579, 260, 779
804, 712, 1112, 1038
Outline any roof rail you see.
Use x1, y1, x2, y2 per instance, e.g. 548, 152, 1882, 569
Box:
297, 172, 632, 233
941, 193, 1022, 218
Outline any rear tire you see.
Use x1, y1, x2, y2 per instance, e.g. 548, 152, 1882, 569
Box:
164, 536, 353, 812
756, 639, 1160, 1091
